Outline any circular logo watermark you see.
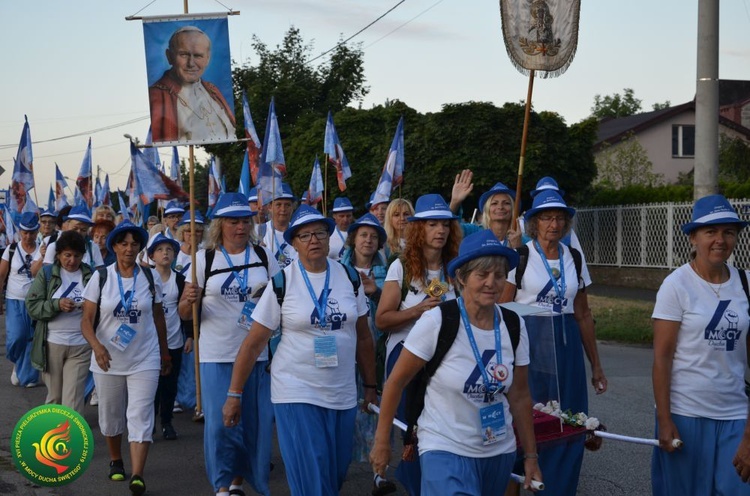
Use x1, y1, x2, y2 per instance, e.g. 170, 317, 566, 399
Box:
11, 404, 93, 486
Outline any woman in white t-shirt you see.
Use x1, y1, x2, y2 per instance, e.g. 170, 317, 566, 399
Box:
0, 211, 43, 387
371, 229, 542, 494
652, 195, 750, 495
375, 194, 461, 496
178, 193, 279, 496
80, 220, 170, 495
500, 190, 606, 496
221, 205, 377, 496
27, 231, 93, 413
383, 198, 414, 259
478, 181, 521, 248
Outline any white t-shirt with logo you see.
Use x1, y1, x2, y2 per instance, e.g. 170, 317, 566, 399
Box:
2, 243, 41, 300
251, 261, 369, 410
261, 221, 297, 269
328, 227, 347, 261
175, 250, 192, 275
383, 259, 457, 361
405, 305, 530, 457
189, 246, 280, 363
47, 268, 87, 346
508, 241, 584, 315
160, 271, 183, 350
83, 265, 163, 375
652, 263, 749, 420
44, 239, 104, 269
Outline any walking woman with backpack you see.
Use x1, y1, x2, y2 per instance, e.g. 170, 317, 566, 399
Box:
222, 204, 378, 496
80, 220, 171, 495
178, 192, 279, 496
371, 229, 542, 494
500, 190, 607, 495
26, 230, 93, 413
375, 193, 462, 495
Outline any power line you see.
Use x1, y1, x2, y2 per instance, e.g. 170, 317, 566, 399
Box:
365, 0, 447, 49
0, 116, 149, 150
307, 0, 407, 65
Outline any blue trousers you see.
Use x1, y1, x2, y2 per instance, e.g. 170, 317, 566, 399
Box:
274, 402, 356, 496
176, 349, 197, 409
652, 413, 750, 496
420, 450, 516, 496
6, 299, 39, 386
201, 361, 272, 495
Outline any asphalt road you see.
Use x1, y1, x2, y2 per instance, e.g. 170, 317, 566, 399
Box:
0, 323, 656, 495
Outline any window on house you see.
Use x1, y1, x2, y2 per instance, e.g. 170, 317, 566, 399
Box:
672, 125, 695, 158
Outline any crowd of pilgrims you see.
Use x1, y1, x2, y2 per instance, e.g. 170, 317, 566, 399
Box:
3, 169, 750, 496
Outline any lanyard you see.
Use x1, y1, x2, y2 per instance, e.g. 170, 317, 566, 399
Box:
274, 229, 288, 261
458, 297, 502, 398
219, 245, 251, 293
533, 240, 566, 300
298, 259, 330, 329
336, 228, 346, 257
116, 266, 139, 313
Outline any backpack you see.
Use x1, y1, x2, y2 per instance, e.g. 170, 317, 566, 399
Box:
2, 242, 18, 290
202, 245, 269, 298
270, 262, 361, 366
94, 266, 156, 331
402, 299, 521, 446
514, 244, 583, 291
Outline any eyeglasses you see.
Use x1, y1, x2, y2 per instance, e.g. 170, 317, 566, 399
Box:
537, 215, 566, 224
296, 230, 329, 242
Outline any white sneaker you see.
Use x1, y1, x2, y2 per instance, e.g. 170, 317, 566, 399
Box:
90, 389, 99, 406
25, 381, 43, 388
10, 366, 20, 386
172, 401, 183, 413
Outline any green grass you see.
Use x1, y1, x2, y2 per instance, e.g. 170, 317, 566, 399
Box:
589, 295, 654, 345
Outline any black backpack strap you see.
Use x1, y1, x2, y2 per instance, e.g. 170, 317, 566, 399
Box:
499, 306, 521, 358
175, 271, 186, 301
568, 246, 584, 289
338, 262, 361, 297
252, 243, 269, 272
202, 249, 215, 298
271, 270, 287, 308
739, 269, 750, 315
94, 268, 108, 330
140, 266, 156, 300
515, 245, 530, 290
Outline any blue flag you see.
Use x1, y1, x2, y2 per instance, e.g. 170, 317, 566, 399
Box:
77, 138, 93, 208
11, 116, 35, 213
372, 116, 405, 205
258, 98, 285, 205
324, 111, 352, 191
239, 149, 251, 197
55, 164, 69, 211
129, 142, 189, 205
307, 156, 324, 206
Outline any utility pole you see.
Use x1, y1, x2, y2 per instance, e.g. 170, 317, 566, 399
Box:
694, 0, 720, 199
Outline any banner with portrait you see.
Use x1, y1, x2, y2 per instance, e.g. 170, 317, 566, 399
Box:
142, 14, 236, 146
499, 0, 581, 78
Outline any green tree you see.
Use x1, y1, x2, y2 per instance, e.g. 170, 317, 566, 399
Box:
591, 88, 642, 119
718, 133, 750, 182
595, 132, 663, 188
652, 100, 671, 111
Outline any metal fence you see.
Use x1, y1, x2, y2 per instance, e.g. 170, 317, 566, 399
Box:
574, 200, 750, 269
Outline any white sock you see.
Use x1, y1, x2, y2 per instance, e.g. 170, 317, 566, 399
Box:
216, 492, 229, 496
229, 485, 243, 492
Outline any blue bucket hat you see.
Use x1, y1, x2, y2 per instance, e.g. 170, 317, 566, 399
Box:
39, 208, 56, 219
65, 203, 93, 225
332, 197, 354, 213
407, 194, 459, 222
106, 220, 149, 253
164, 201, 186, 216
212, 192, 256, 219
681, 194, 748, 235
248, 187, 258, 203
530, 176, 565, 198
447, 229, 520, 278
19, 212, 40, 231
478, 182, 516, 213
524, 190, 575, 221
261, 183, 297, 206
284, 205, 335, 244
365, 192, 389, 210
147, 233, 181, 257
348, 213, 387, 242
177, 210, 205, 227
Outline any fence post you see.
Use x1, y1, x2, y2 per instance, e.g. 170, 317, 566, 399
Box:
617, 206, 623, 267
641, 207, 647, 266
667, 203, 674, 269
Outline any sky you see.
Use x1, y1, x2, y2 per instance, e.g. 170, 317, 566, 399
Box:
1, 0, 749, 202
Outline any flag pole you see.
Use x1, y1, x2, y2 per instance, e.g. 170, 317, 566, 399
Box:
323, 154, 328, 216
188, 147, 203, 422
512, 70, 535, 227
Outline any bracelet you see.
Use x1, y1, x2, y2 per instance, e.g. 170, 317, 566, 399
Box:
228, 389, 243, 395
227, 391, 242, 399
523, 453, 539, 459
363, 384, 377, 389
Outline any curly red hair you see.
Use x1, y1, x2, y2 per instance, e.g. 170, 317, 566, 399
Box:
402, 219, 462, 287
